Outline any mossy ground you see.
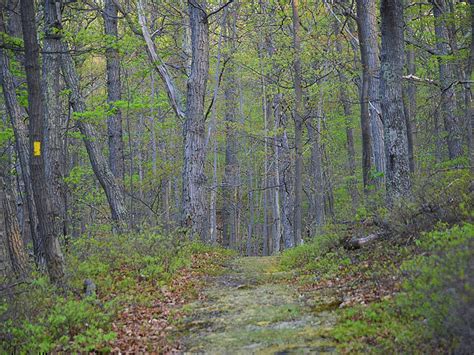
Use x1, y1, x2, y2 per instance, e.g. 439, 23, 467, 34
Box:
176, 256, 337, 354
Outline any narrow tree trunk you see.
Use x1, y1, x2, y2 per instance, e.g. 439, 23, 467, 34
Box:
291, 0, 303, 246
307, 91, 325, 231
20, 0, 65, 284
380, 0, 411, 201
60, 46, 129, 228
273, 95, 294, 249
466, 0, 474, 169
334, 19, 358, 213
223, 8, 239, 249
356, 0, 386, 187
103, 0, 125, 180
404, 46, 416, 172
182, 0, 210, 241
272, 95, 282, 254
208, 13, 225, 245
432, 0, 464, 159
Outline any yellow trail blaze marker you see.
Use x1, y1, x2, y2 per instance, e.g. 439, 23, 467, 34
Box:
33, 141, 41, 156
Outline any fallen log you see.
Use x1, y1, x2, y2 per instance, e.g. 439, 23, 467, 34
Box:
345, 232, 383, 249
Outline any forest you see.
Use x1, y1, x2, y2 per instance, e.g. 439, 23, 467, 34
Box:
0, 0, 473, 352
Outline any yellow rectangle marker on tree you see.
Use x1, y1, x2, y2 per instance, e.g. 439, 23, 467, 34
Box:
33, 141, 41, 156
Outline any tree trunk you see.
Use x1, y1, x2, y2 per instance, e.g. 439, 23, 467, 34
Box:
307, 90, 325, 231
181, 0, 210, 241
20, 0, 65, 284
380, 0, 411, 201
431, 0, 464, 159
291, 0, 303, 246
466, 0, 474, 169
403, 46, 416, 172
0, 48, 44, 265
223, 8, 239, 249
0, 171, 28, 276
356, 0, 386, 187
60, 45, 129, 228
43, 0, 67, 237
103, 0, 125, 180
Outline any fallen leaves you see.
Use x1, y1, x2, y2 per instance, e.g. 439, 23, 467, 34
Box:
106, 251, 229, 353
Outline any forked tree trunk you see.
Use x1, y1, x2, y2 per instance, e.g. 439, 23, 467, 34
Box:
0, 48, 44, 265
20, 0, 65, 284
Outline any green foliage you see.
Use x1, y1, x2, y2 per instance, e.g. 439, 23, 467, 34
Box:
279, 232, 344, 275
1, 230, 232, 352
1, 283, 115, 352
331, 223, 474, 353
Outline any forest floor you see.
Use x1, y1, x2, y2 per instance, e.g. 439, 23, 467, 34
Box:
175, 257, 338, 354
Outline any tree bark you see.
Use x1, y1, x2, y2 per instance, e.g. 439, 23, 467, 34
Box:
403, 46, 416, 172
356, 0, 386, 187
0, 171, 28, 276
0, 49, 44, 265
291, 0, 303, 246
181, 0, 210, 241
223, 7, 239, 249
273, 94, 295, 249
380, 0, 411, 201
20, 0, 65, 284
103, 0, 125, 180
431, 0, 464, 159
43, 0, 67, 237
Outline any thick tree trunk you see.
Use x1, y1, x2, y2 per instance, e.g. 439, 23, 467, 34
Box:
380, 0, 411, 201
43, 0, 67, 237
20, 0, 65, 284
60, 46, 129, 228
356, 0, 386, 187
0, 172, 28, 276
181, 0, 210, 241
103, 0, 125, 180
432, 0, 464, 159
0, 48, 44, 264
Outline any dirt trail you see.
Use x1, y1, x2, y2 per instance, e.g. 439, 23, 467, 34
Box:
177, 257, 337, 354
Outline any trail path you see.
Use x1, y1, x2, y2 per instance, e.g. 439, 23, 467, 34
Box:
177, 257, 337, 354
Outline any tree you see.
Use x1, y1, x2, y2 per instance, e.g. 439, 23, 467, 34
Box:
0, 171, 28, 276
181, 0, 210, 240
431, 0, 464, 160
380, 0, 411, 201
103, 0, 125, 180
291, 0, 303, 246
222, 5, 240, 249
356, 0, 385, 189
20, 0, 65, 284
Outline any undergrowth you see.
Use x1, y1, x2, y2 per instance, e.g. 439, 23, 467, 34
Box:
279, 168, 473, 353
0, 230, 233, 352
